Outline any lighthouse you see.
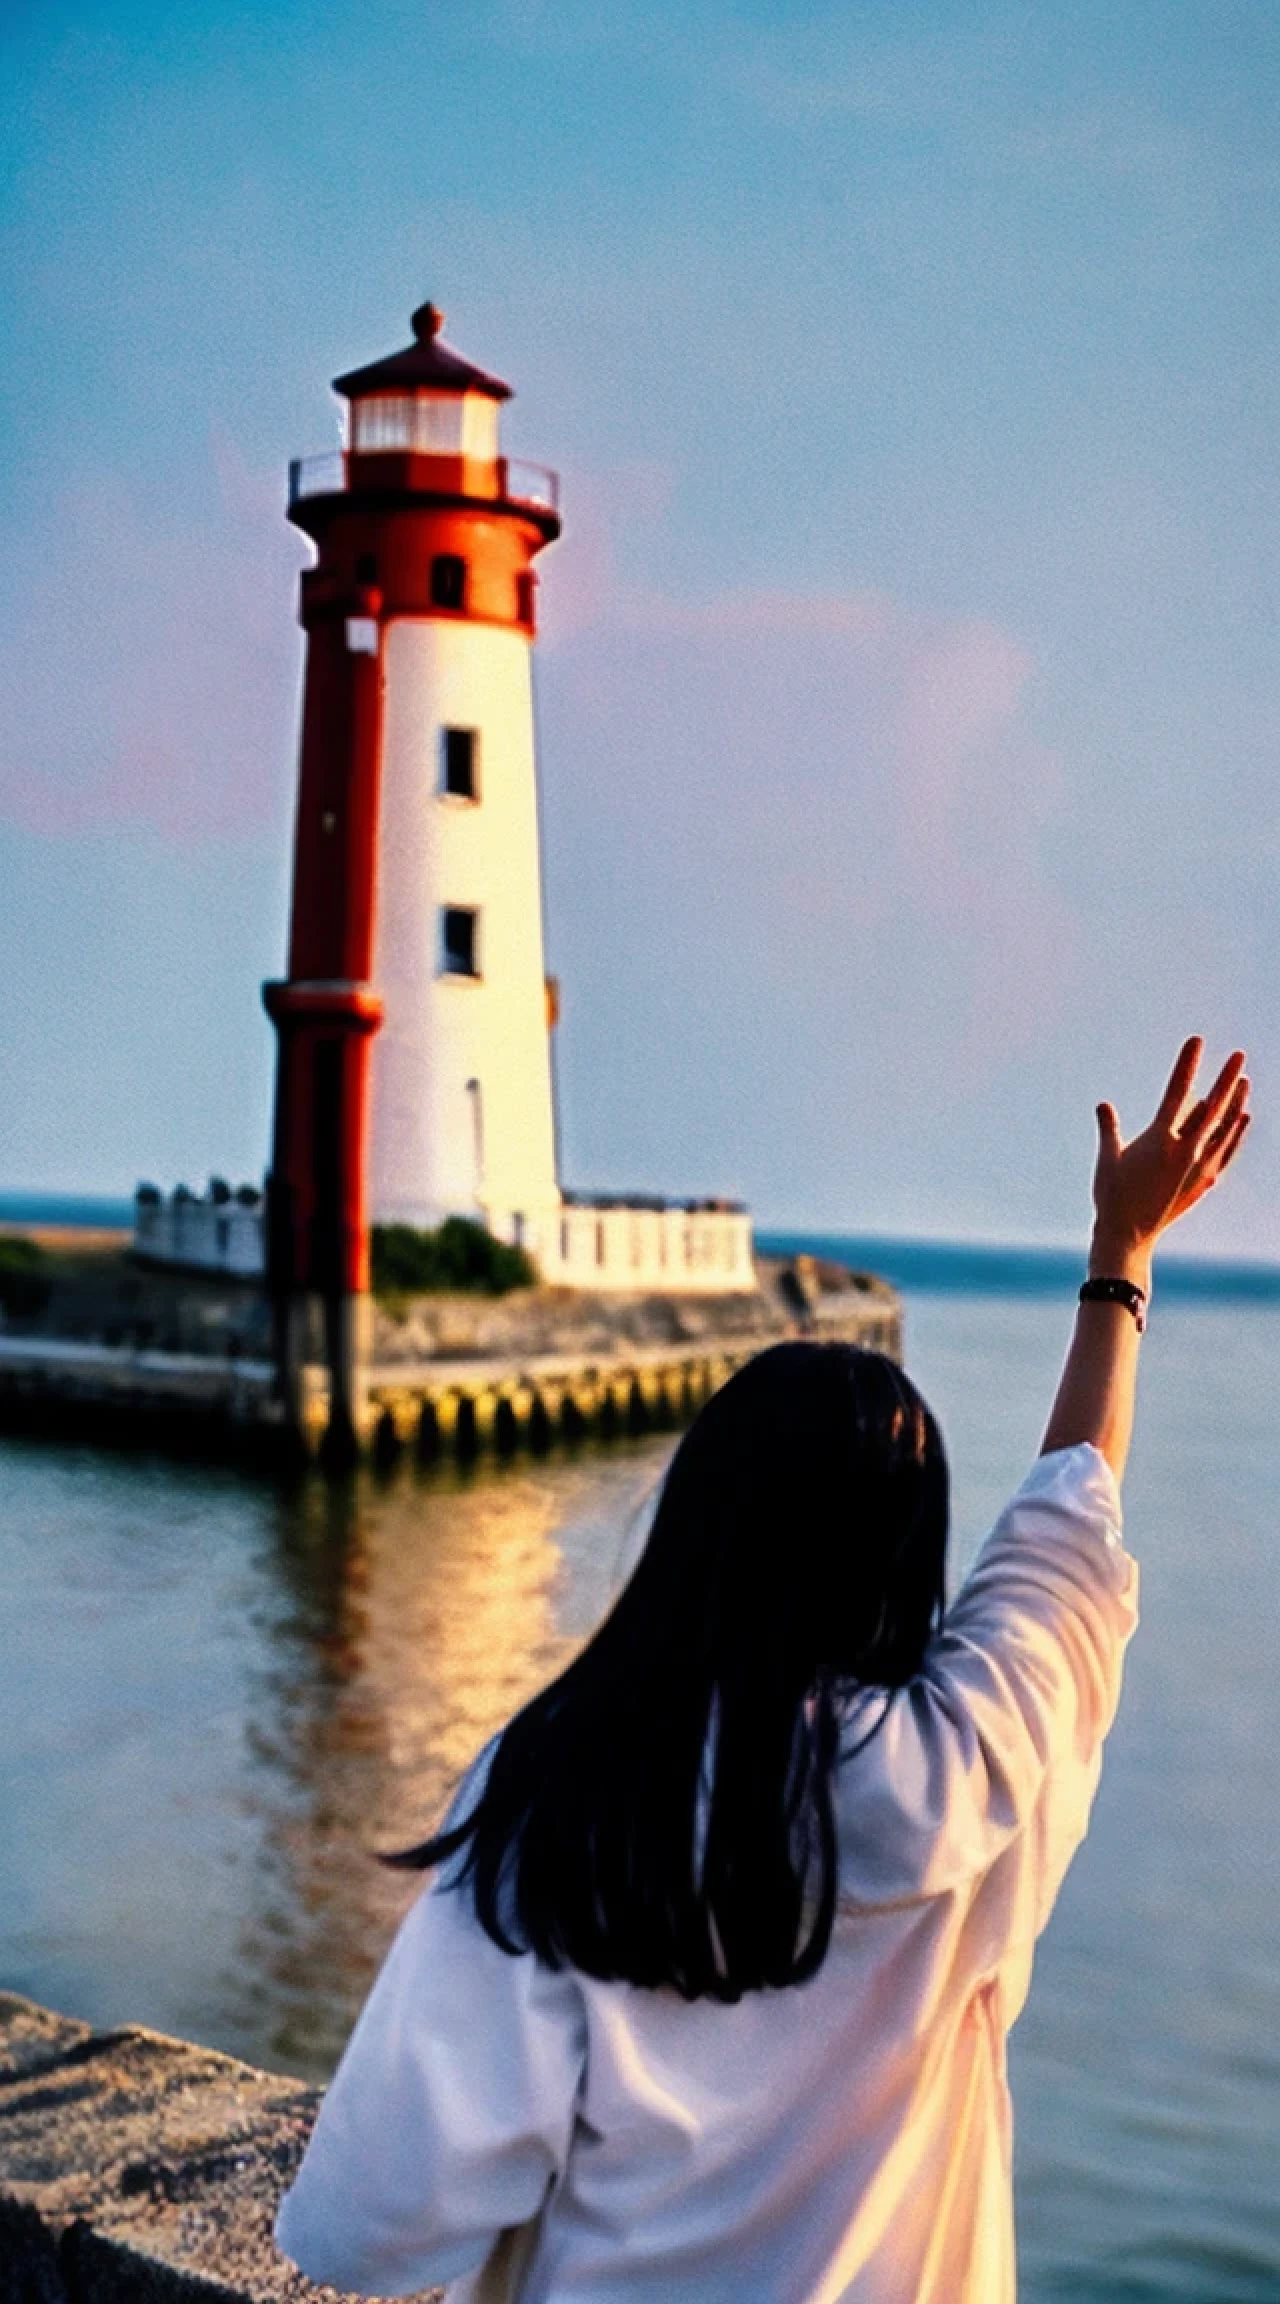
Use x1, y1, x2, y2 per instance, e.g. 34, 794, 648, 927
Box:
264, 302, 562, 1421
256, 299, 756, 1438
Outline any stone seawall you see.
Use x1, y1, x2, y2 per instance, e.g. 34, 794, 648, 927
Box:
0, 1991, 402, 2302
0, 1255, 901, 1465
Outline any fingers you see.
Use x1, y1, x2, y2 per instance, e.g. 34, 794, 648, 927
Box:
1169, 1084, 1251, 1218
1206, 1074, 1250, 1146
1156, 1035, 1204, 1128
1181, 1071, 1246, 1162
1199, 1084, 1251, 1175
1184, 1050, 1248, 1154
1095, 1101, 1122, 1160
1218, 1110, 1252, 1173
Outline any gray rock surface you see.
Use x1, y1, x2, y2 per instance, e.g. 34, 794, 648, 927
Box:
371, 1253, 900, 1363
0, 1992, 436, 2304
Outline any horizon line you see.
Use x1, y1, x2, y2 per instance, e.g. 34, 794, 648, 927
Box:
2, 1190, 1276, 1278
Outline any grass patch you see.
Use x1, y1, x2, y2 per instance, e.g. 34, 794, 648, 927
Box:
371, 1217, 535, 1298
0, 1236, 52, 1317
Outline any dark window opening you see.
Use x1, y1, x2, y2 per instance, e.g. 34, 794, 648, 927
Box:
516, 571, 536, 627
430, 554, 467, 611
441, 906, 480, 978
441, 727, 478, 799
355, 552, 379, 586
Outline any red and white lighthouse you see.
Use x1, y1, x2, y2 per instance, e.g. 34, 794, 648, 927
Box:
264, 302, 562, 1425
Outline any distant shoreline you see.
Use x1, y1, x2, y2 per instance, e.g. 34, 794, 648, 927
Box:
0, 1193, 136, 1230
756, 1232, 1280, 1304
1, 1196, 1276, 1305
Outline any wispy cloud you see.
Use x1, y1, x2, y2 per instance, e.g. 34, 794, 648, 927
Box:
0, 436, 305, 842
539, 464, 1073, 1079
0, 427, 1074, 1090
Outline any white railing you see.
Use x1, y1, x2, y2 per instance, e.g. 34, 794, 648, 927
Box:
287, 451, 560, 514
514, 1202, 755, 1295
133, 1184, 751, 1297
288, 452, 345, 506
504, 460, 560, 513
134, 1191, 265, 1279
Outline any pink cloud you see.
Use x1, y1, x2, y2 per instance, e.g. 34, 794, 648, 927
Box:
537, 473, 1076, 1073
0, 442, 1077, 1069
0, 434, 306, 842
887, 618, 1075, 1045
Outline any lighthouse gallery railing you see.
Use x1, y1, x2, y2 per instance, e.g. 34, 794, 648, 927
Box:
288, 452, 559, 514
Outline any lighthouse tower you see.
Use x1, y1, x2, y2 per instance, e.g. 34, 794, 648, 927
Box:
264, 302, 562, 1418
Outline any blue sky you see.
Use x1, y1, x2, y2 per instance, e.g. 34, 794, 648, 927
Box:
1, 0, 1277, 1250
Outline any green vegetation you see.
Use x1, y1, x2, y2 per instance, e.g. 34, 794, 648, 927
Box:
0, 1236, 51, 1318
371, 1217, 535, 1298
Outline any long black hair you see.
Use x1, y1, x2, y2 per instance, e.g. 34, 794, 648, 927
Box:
390, 1342, 949, 2001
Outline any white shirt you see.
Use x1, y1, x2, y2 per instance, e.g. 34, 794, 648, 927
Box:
275, 1443, 1137, 2303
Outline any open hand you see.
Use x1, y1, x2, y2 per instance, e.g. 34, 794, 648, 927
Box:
1093, 1036, 1251, 1263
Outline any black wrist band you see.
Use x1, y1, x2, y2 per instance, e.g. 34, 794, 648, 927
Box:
1079, 1276, 1147, 1333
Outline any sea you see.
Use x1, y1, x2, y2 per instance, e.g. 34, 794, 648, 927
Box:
2, 1200, 1278, 2301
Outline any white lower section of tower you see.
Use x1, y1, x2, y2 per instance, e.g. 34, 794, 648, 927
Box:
369, 617, 561, 1244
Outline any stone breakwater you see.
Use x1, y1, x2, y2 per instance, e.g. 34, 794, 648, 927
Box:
0, 1990, 421, 2302
0, 1251, 900, 1464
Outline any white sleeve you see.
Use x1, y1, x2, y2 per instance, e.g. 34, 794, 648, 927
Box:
274, 1876, 587, 2298
836, 1442, 1139, 1923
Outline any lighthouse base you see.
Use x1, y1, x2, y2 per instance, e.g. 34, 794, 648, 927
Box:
0, 1250, 900, 1467
274, 1289, 377, 1459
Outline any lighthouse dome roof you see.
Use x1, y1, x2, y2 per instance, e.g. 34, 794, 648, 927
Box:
333, 303, 513, 402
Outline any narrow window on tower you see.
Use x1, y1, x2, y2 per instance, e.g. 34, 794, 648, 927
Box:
430, 554, 467, 611
516, 571, 536, 629
440, 727, 479, 800
440, 906, 480, 978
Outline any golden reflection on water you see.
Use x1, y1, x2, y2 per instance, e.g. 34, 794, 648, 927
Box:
232, 1441, 672, 2080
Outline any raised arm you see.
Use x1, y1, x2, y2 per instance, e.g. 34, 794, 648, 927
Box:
1041, 1035, 1250, 1479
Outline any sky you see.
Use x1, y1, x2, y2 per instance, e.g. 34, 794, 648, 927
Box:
1, 0, 1277, 1252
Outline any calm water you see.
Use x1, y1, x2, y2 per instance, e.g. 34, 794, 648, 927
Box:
2, 1273, 1279, 2300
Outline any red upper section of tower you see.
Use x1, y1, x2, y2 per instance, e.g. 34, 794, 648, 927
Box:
333, 302, 513, 403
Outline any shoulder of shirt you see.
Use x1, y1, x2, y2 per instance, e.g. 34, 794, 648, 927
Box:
998, 1440, 1125, 1545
